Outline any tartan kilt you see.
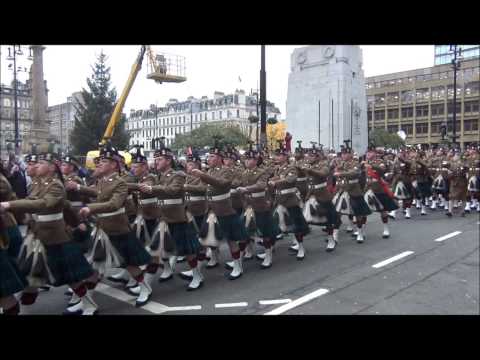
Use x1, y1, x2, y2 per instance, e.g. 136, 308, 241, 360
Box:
6, 226, 23, 260
394, 181, 414, 200
350, 195, 373, 217
416, 181, 432, 198
0, 248, 27, 297
318, 199, 341, 227
287, 205, 310, 236
110, 232, 151, 267
254, 210, 276, 239
364, 190, 399, 212
217, 213, 248, 242
168, 222, 201, 256
72, 224, 94, 254
45, 242, 95, 287
193, 215, 205, 231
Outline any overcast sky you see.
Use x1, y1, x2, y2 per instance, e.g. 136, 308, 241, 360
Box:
1, 45, 434, 116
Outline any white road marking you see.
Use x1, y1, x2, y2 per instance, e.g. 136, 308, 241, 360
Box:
264, 288, 329, 315
434, 231, 462, 242
215, 302, 248, 308
259, 299, 292, 305
94, 283, 201, 314
372, 251, 414, 269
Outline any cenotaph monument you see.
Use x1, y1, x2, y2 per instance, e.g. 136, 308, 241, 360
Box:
286, 45, 368, 154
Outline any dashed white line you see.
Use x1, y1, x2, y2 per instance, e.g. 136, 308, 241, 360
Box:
264, 288, 329, 315
94, 283, 202, 314
372, 251, 415, 269
259, 299, 292, 305
215, 302, 248, 308
434, 231, 462, 242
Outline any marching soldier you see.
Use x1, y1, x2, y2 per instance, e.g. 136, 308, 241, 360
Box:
223, 146, 253, 260
294, 141, 308, 204
179, 150, 211, 280
0, 162, 27, 315
465, 147, 480, 213
77, 143, 152, 307
235, 144, 276, 268
391, 150, 415, 219
446, 150, 469, 217
429, 148, 449, 211
139, 143, 204, 290
301, 144, 341, 251
190, 140, 247, 279
333, 145, 372, 243
122, 146, 163, 291
1, 152, 98, 315
269, 142, 310, 259
363, 148, 399, 239
410, 150, 432, 216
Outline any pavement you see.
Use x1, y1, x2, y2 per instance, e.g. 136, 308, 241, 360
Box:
20, 206, 479, 315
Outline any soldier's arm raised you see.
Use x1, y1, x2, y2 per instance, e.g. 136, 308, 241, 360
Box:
8, 182, 65, 213
151, 174, 185, 197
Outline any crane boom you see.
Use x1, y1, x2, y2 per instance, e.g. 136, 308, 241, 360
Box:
101, 45, 146, 144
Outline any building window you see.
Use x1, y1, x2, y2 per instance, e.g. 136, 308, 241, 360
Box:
401, 107, 414, 118
387, 92, 399, 104
431, 122, 441, 134
447, 85, 462, 98
416, 88, 430, 102
431, 104, 445, 116
387, 125, 398, 133
401, 90, 415, 104
431, 86, 445, 100
416, 105, 429, 118
387, 109, 399, 119
212, 112, 215, 120
415, 123, 428, 135
374, 94, 385, 106
236, 109, 240, 118
447, 102, 461, 114
447, 121, 461, 132
465, 81, 480, 96
374, 110, 385, 120
219, 111, 222, 119
403, 124, 413, 135
367, 111, 373, 121
465, 101, 479, 113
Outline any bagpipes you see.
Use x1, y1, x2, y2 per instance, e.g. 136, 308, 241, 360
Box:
366, 165, 395, 199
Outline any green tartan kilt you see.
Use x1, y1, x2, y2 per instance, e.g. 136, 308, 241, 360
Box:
253, 210, 276, 239
45, 242, 95, 287
0, 248, 27, 297
110, 232, 152, 268
217, 213, 248, 242
287, 206, 310, 236
72, 223, 94, 254
168, 222, 201, 256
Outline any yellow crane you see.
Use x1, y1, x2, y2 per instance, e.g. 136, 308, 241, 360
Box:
86, 45, 186, 169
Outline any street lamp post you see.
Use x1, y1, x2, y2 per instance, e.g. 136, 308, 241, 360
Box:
5, 45, 32, 155
449, 45, 463, 148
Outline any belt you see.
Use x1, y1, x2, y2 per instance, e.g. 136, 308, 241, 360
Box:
139, 197, 158, 205
279, 188, 298, 195
188, 196, 206, 202
36, 213, 64, 222
97, 207, 126, 218
251, 191, 266, 198
311, 182, 327, 189
70, 201, 84, 207
297, 177, 307, 182
208, 192, 231, 201
342, 179, 358, 184
369, 178, 379, 182
127, 195, 133, 200
158, 198, 183, 205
